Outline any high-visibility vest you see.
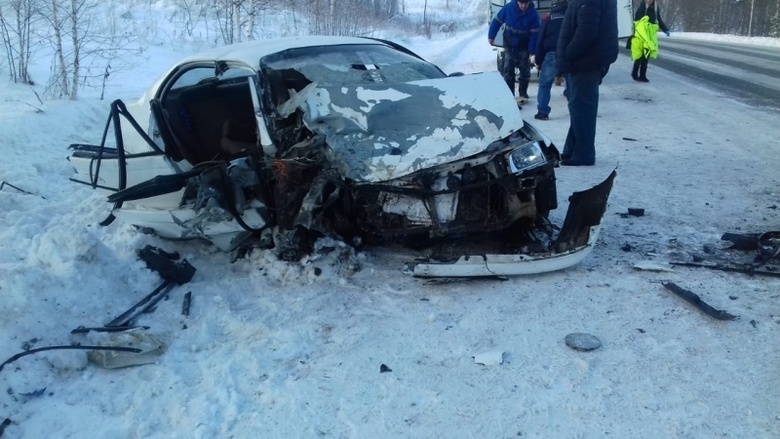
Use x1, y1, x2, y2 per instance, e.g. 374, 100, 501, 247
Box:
631, 16, 660, 61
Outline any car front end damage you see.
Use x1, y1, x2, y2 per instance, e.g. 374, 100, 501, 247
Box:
70, 46, 616, 277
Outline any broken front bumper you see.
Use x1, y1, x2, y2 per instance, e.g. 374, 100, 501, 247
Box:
408, 170, 616, 277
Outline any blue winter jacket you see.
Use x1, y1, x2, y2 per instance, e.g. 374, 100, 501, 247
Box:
535, 1, 568, 62
488, 1, 541, 52
555, 0, 618, 74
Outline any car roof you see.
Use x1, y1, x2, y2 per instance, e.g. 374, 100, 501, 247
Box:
136, 36, 393, 103
177, 36, 388, 66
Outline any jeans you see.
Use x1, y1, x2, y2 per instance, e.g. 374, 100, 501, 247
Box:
501, 49, 530, 96
561, 69, 604, 164
536, 52, 559, 116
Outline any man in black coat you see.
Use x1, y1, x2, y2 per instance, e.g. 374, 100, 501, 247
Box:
555, 0, 618, 166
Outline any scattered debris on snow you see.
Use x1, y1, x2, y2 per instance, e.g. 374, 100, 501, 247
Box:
81, 328, 165, 369
661, 282, 738, 321
633, 260, 675, 272
564, 333, 602, 352
474, 350, 504, 366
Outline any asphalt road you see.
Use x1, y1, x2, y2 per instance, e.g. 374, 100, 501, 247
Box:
621, 37, 780, 109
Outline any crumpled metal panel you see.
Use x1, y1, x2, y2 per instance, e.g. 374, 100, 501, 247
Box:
409, 170, 617, 277
280, 72, 523, 183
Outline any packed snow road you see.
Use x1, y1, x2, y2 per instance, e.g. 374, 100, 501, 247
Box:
650, 37, 780, 109
0, 28, 779, 438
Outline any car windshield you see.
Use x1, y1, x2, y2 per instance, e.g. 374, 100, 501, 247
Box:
260, 44, 446, 86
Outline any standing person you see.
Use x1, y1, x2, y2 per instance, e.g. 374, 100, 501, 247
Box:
533, 0, 568, 120
488, 0, 541, 102
555, 0, 618, 166
631, 0, 670, 82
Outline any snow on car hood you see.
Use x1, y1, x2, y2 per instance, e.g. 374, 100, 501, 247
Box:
277, 71, 523, 183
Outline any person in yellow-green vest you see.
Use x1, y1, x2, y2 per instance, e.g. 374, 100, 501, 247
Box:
631, 0, 669, 82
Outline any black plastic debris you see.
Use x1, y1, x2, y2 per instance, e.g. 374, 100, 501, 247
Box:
721, 233, 760, 251
98, 246, 198, 328
182, 292, 192, 317
757, 231, 780, 263
137, 245, 196, 285
564, 333, 601, 351
380, 364, 392, 373
19, 388, 46, 398
627, 208, 645, 217
661, 282, 737, 321
0, 418, 11, 438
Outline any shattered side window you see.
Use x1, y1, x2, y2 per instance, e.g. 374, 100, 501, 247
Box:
261, 44, 446, 86
170, 67, 216, 90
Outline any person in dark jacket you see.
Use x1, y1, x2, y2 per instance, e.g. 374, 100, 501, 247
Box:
631, 0, 670, 82
488, 0, 541, 100
555, 0, 618, 166
533, 0, 568, 120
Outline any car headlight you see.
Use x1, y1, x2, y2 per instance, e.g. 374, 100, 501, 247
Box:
507, 142, 547, 173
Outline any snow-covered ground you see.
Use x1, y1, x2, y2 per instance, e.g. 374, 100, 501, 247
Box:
1, 4, 779, 437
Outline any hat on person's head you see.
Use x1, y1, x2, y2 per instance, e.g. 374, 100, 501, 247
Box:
517, 0, 531, 3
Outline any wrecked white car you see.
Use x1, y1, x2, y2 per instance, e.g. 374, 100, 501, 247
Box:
68, 36, 615, 277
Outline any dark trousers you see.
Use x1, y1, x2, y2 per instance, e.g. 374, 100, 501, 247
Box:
562, 69, 604, 164
501, 49, 530, 96
632, 56, 649, 79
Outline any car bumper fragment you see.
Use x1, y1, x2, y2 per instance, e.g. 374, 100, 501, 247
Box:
408, 170, 616, 277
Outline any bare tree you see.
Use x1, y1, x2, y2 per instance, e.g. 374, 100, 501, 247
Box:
37, 0, 69, 96
0, 0, 39, 84
36, 0, 138, 99
178, 0, 208, 36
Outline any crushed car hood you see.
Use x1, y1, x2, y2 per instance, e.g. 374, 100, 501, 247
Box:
278, 72, 523, 183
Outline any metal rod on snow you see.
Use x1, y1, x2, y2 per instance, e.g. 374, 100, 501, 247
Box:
105, 280, 174, 327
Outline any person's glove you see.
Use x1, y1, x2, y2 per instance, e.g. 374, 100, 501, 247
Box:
665, 30, 671, 37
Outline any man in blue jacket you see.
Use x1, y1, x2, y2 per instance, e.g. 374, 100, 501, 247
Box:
555, 0, 618, 166
488, 0, 540, 101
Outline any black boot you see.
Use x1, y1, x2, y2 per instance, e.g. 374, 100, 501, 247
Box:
631, 61, 640, 81
638, 59, 649, 82
518, 83, 529, 99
